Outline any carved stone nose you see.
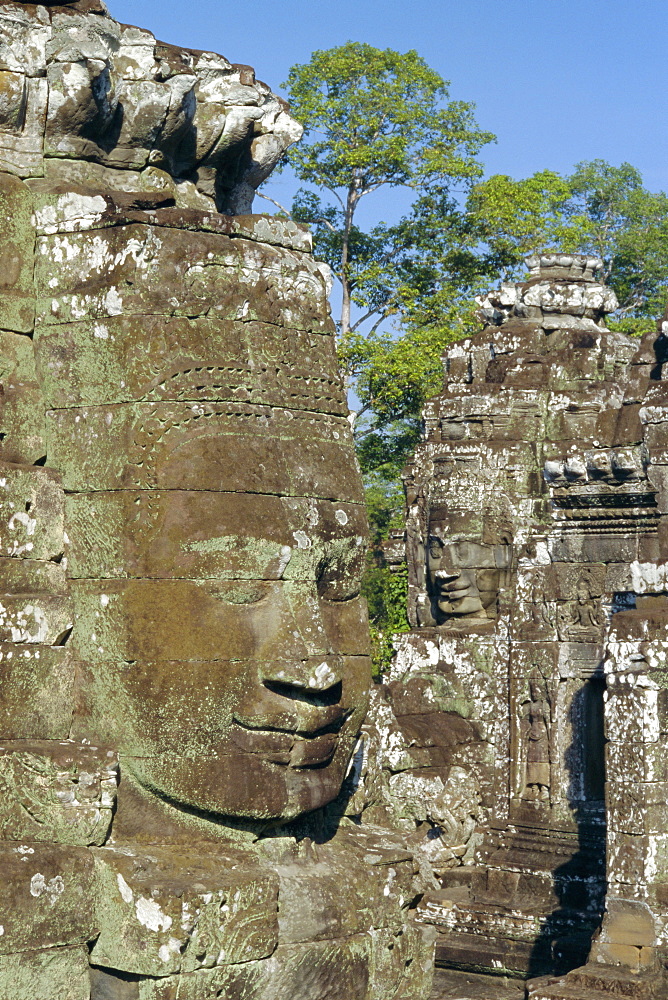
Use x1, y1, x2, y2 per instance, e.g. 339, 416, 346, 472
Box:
262, 658, 344, 692
438, 549, 460, 575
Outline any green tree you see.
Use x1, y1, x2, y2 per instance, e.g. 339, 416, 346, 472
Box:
465, 169, 573, 277
279, 41, 494, 365
467, 161, 668, 333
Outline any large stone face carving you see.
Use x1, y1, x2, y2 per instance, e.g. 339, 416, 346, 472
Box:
0, 2, 435, 997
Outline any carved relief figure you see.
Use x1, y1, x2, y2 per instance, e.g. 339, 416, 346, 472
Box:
557, 578, 606, 642
521, 676, 551, 803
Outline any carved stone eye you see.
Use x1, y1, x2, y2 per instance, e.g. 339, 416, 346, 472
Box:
317, 548, 364, 602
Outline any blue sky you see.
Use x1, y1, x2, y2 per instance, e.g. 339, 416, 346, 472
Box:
109, 0, 668, 203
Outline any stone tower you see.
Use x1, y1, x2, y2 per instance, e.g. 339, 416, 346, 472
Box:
388, 253, 668, 997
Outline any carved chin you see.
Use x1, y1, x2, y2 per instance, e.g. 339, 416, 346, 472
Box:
127, 736, 355, 823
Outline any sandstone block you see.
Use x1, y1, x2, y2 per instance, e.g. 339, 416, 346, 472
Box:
591, 940, 642, 970
34, 315, 343, 412
0, 556, 66, 595
598, 898, 656, 947
35, 224, 330, 333
267, 838, 417, 945
0, 462, 65, 561
69, 577, 370, 662
0, 174, 35, 332
608, 832, 668, 886
0, 644, 74, 739
0, 740, 117, 845
103, 937, 373, 1000
0, 7, 50, 76
0, 946, 89, 1000
0, 592, 72, 644
606, 739, 668, 784
606, 681, 660, 745
0, 842, 95, 953
0, 382, 48, 465
90, 845, 279, 977
0, 79, 48, 178
64, 491, 366, 583
369, 923, 435, 1000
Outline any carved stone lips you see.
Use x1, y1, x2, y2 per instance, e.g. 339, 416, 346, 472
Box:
231, 670, 349, 765
438, 582, 472, 600
230, 718, 346, 767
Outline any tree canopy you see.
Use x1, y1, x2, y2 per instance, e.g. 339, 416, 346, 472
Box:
281, 42, 494, 344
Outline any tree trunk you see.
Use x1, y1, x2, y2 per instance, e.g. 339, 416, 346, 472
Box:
340, 177, 360, 335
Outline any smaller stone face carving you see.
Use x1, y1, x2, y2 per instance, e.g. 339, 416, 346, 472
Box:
426, 508, 511, 623
427, 535, 507, 621
521, 676, 551, 803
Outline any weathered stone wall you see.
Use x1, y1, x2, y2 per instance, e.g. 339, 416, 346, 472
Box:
0, 2, 435, 997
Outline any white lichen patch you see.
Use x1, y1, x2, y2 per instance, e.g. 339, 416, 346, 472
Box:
34, 192, 108, 235
292, 530, 311, 550
29, 873, 64, 904
135, 895, 173, 933
309, 661, 337, 689
117, 872, 134, 904
630, 561, 668, 594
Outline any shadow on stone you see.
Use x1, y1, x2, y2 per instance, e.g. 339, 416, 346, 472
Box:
527, 672, 607, 977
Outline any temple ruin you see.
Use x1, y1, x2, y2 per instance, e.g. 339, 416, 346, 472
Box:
0, 1, 668, 999
358, 252, 668, 998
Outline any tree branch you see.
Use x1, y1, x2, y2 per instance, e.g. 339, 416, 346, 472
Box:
325, 186, 346, 210
312, 216, 338, 234
350, 307, 381, 333
255, 192, 294, 217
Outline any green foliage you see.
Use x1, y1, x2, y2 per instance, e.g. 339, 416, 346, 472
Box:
360, 459, 414, 678
362, 562, 409, 679
466, 170, 573, 275
566, 161, 668, 319
607, 317, 655, 339
284, 42, 491, 200
343, 297, 480, 429
357, 422, 421, 484
282, 41, 494, 349
466, 160, 668, 321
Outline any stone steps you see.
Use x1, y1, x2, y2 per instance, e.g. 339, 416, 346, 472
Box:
527, 963, 663, 999
420, 886, 597, 978
435, 927, 537, 973
527, 982, 620, 1000
431, 967, 525, 999
431, 926, 592, 979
